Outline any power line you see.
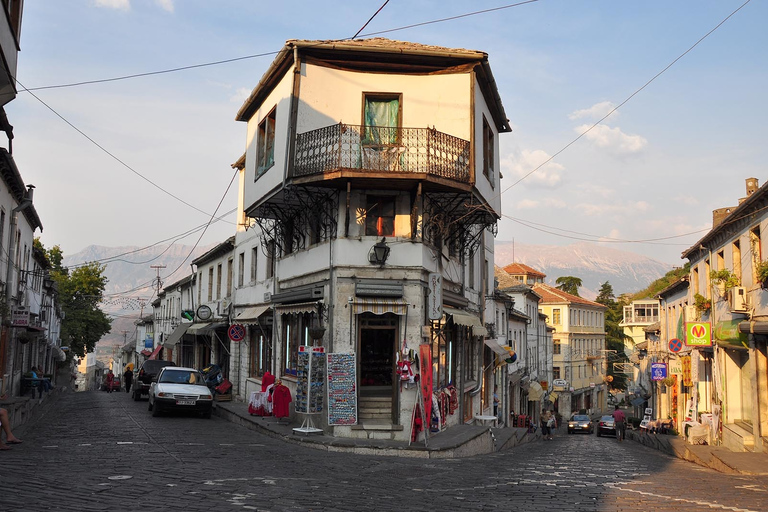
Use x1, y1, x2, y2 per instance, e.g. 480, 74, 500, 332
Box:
21, 1, 539, 92
501, 0, 752, 194
351, 0, 391, 40
15, 78, 236, 224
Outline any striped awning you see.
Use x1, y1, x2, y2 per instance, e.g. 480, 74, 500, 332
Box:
444, 307, 488, 336
349, 297, 408, 315
275, 301, 321, 315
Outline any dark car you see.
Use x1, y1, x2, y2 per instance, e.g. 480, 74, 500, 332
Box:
567, 414, 594, 434
133, 360, 177, 400
596, 415, 616, 437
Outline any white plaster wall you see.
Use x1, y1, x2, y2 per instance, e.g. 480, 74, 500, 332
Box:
297, 64, 471, 138
473, 80, 501, 215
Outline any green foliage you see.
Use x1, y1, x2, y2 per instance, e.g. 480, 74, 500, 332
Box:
709, 269, 740, 289
595, 281, 630, 391
43, 243, 112, 358
630, 263, 690, 300
694, 293, 711, 313
595, 281, 615, 306
756, 260, 768, 285
555, 276, 582, 296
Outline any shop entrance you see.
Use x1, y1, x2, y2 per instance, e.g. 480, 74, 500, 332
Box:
358, 314, 398, 423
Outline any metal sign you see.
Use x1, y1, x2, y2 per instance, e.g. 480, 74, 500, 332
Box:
197, 305, 213, 321
668, 338, 683, 353
427, 273, 443, 321
11, 306, 29, 327
686, 322, 712, 347
651, 362, 667, 381
228, 324, 246, 342
552, 379, 568, 388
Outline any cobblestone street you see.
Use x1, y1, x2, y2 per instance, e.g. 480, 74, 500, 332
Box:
2, 391, 767, 511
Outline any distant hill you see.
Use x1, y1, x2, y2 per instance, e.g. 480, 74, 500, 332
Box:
63, 244, 215, 350
495, 241, 675, 299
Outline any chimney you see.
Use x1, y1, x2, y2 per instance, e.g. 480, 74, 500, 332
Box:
746, 177, 759, 197
713, 207, 735, 228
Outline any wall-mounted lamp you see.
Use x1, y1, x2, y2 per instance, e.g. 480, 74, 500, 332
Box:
369, 237, 390, 266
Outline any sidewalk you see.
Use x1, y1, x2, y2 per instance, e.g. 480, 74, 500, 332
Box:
213, 399, 539, 458
626, 428, 768, 476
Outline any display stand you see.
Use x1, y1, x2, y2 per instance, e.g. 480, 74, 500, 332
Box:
293, 346, 325, 435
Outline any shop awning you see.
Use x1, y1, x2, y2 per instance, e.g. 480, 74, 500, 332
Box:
233, 304, 272, 324
187, 322, 227, 335
484, 338, 512, 356
140, 349, 152, 357
349, 297, 408, 315
528, 381, 544, 401
275, 301, 321, 315
444, 307, 488, 337
147, 344, 163, 360
164, 323, 191, 347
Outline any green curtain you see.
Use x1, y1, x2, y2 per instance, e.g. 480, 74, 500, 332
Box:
364, 98, 398, 144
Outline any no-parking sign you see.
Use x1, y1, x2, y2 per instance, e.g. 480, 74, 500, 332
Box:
228, 324, 246, 342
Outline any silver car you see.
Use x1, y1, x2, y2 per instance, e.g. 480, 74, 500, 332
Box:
567, 414, 594, 434
148, 367, 214, 419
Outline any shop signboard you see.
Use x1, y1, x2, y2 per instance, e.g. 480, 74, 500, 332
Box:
144, 337, 153, 349
427, 273, 442, 321
11, 306, 29, 327
327, 353, 357, 425
651, 362, 667, 381
685, 322, 712, 347
681, 356, 692, 386
668, 359, 682, 375
552, 379, 568, 390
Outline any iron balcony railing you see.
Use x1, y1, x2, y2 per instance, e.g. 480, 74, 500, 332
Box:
293, 123, 471, 183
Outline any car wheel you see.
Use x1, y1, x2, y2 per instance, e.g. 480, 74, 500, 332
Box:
151, 402, 161, 417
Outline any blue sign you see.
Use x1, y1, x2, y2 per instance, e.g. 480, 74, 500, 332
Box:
651, 362, 668, 381
144, 338, 154, 349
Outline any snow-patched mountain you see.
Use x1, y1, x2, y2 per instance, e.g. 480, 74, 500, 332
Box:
495, 241, 675, 299
62, 243, 215, 300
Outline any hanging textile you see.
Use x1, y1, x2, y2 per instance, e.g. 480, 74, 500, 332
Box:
364, 98, 398, 144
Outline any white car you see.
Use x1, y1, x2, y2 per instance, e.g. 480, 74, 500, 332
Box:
148, 367, 214, 418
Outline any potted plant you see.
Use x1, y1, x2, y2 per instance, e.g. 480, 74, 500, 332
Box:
709, 269, 740, 294
756, 260, 768, 289
694, 293, 711, 315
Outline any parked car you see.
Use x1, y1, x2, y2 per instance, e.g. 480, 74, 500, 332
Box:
101, 375, 121, 392
147, 367, 214, 418
133, 359, 177, 400
596, 415, 616, 437
567, 414, 594, 434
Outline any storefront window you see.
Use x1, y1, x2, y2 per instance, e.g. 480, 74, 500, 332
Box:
250, 326, 272, 378
432, 328, 456, 389
282, 312, 312, 376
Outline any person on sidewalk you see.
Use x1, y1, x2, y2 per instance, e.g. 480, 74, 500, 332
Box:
105, 370, 115, 393
123, 366, 134, 394
35, 366, 52, 394
0, 407, 23, 450
540, 409, 551, 440
612, 406, 626, 442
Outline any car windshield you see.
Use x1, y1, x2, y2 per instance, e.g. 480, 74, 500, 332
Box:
159, 369, 205, 385
601, 416, 614, 422
572, 415, 590, 421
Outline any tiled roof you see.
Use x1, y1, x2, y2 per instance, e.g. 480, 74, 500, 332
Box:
494, 265, 523, 289
288, 38, 484, 57
533, 283, 606, 309
502, 262, 546, 278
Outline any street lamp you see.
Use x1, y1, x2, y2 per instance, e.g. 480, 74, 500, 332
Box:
369, 237, 390, 266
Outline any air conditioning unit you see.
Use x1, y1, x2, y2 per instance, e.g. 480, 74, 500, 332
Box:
684, 305, 697, 321
727, 286, 748, 313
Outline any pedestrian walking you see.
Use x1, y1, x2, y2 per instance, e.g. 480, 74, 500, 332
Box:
105, 370, 114, 393
612, 405, 626, 442
540, 409, 551, 440
123, 365, 133, 394
547, 411, 557, 440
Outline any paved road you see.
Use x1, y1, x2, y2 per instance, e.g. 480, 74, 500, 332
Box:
2, 391, 767, 511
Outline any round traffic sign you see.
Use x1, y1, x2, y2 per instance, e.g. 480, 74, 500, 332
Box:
228, 323, 246, 342
669, 338, 683, 353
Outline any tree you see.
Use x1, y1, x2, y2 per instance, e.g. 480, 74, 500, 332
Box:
43, 242, 112, 358
595, 282, 630, 391
555, 276, 582, 296
595, 281, 614, 306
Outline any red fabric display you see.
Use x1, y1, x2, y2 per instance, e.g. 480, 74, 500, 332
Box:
261, 371, 276, 392
272, 382, 292, 419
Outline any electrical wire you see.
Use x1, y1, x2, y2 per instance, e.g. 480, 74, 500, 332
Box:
15, 78, 236, 225
21, 1, 539, 92
351, 0, 390, 40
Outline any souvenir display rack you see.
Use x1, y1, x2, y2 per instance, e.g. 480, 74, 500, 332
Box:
294, 346, 326, 435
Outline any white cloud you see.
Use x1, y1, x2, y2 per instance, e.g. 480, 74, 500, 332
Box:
501, 149, 565, 189
574, 123, 647, 156
94, 0, 130, 10
673, 195, 698, 206
230, 87, 251, 104
576, 183, 615, 199
516, 199, 539, 210
155, 0, 174, 12
598, 228, 623, 242
576, 200, 650, 216
569, 101, 618, 121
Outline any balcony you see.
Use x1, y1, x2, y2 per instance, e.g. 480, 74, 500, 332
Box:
293, 123, 471, 185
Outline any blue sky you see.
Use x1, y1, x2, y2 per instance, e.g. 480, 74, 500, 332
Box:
10, 0, 767, 267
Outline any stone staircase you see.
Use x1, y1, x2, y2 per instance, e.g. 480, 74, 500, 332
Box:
350, 394, 403, 440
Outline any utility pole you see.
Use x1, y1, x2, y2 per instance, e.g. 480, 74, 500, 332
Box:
150, 265, 166, 295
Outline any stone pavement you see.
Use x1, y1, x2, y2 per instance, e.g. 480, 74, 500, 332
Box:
213, 398, 539, 458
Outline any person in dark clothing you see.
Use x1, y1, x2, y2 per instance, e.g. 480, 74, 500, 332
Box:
123, 366, 134, 394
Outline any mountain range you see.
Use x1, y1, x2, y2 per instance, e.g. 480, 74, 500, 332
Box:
495, 241, 675, 299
